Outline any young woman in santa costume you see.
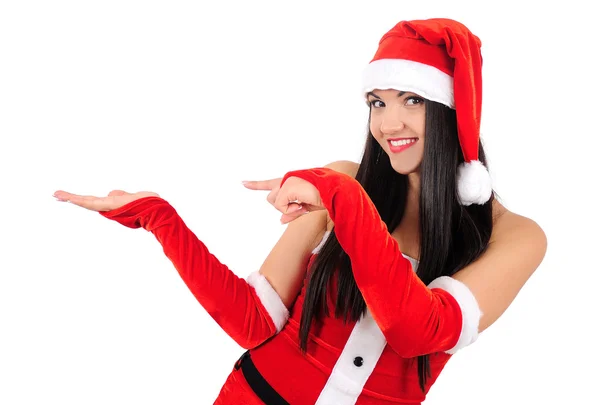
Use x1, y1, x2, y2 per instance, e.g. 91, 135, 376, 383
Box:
54, 18, 547, 405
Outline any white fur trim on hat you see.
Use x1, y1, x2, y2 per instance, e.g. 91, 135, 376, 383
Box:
247, 271, 289, 333
362, 58, 455, 108
457, 160, 493, 206
428, 276, 482, 354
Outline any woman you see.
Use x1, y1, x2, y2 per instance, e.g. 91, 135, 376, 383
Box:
53, 18, 547, 404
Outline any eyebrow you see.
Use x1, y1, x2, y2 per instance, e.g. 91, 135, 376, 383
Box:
366, 91, 407, 99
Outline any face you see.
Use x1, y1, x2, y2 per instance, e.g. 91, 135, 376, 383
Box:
367, 89, 426, 175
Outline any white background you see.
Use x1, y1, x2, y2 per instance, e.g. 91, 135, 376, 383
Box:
1, 0, 598, 404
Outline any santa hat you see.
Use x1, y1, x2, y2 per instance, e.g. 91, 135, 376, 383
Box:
362, 18, 492, 206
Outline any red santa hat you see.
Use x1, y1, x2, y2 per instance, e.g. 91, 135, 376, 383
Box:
362, 18, 492, 206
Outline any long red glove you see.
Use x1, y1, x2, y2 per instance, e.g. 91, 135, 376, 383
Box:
281, 168, 482, 358
99, 196, 289, 349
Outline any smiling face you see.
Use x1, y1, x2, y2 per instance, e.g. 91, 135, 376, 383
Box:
367, 89, 427, 175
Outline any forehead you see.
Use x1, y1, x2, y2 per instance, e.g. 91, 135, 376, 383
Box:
368, 89, 419, 98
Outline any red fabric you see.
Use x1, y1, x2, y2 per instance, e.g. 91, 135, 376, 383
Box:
372, 36, 454, 76
99, 197, 278, 349
248, 280, 451, 404
281, 168, 463, 358
371, 18, 483, 163
215, 260, 450, 403
214, 367, 264, 404
99, 192, 456, 403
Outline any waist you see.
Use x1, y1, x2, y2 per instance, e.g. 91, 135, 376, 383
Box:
248, 320, 440, 404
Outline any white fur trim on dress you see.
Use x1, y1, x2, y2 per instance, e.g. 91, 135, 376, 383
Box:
312, 231, 331, 254
362, 58, 455, 108
315, 309, 387, 405
428, 276, 482, 354
246, 271, 289, 333
457, 160, 493, 206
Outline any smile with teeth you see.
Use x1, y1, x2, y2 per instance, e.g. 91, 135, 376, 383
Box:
390, 138, 417, 146
387, 137, 418, 153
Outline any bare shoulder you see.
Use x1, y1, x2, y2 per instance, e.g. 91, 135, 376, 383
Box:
324, 160, 360, 177
452, 197, 547, 333
490, 198, 547, 256
479, 198, 547, 284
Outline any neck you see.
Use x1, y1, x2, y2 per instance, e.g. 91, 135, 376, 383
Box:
406, 172, 420, 215
391, 172, 421, 256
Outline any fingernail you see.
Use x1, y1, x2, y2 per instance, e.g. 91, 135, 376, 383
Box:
241, 181, 249, 185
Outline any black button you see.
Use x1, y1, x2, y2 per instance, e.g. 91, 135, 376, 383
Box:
353, 356, 364, 367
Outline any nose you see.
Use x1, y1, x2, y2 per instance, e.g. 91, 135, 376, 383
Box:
379, 110, 405, 135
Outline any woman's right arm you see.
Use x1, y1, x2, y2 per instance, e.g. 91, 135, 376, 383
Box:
94, 162, 352, 349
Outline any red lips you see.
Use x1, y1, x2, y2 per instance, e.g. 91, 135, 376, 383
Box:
387, 138, 418, 153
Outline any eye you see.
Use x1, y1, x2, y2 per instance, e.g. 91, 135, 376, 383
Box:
406, 96, 425, 106
369, 99, 385, 108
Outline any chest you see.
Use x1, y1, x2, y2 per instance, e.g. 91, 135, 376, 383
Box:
389, 222, 420, 261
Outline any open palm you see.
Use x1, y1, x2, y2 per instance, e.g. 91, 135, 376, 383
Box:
53, 189, 160, 212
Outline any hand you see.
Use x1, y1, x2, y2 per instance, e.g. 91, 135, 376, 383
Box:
53, 189, 160, 212
242, 176, 324, 224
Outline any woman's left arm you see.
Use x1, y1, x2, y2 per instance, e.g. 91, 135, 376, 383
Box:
281, 168, 547, 358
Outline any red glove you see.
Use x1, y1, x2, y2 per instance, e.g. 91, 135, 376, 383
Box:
281, 168, 482, 357
99, 196, 288, 349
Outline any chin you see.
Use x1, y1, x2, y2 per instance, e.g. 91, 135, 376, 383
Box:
388, 157, 421, 175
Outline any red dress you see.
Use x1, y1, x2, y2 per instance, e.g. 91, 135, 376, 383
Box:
100, 168, 482, 404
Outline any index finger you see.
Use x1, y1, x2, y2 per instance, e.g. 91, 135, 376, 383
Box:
242, 178, 281, 191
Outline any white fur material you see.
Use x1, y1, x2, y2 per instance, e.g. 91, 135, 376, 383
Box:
457, 160, 493, 206
246, 271, 289, 333
362, 58, 454, 108
403, 254, 419, 272
315, 258, 419, 404
427, 276, 482, 354
315, 310, 387, 404
312, 231, 331, 254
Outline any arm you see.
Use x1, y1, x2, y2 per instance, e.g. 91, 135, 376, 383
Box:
97, 163, 342, 349
254, 207, 328, 309
100, 197, 282, 349
260, 160, 357, 308
281, 167, 547, 357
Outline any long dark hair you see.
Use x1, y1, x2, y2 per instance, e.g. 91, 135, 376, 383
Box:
298, 100, 495, 392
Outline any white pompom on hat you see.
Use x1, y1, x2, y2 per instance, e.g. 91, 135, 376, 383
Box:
362, 18, 493, 206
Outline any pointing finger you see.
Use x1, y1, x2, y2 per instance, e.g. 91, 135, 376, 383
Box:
242, 178, 281, 191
